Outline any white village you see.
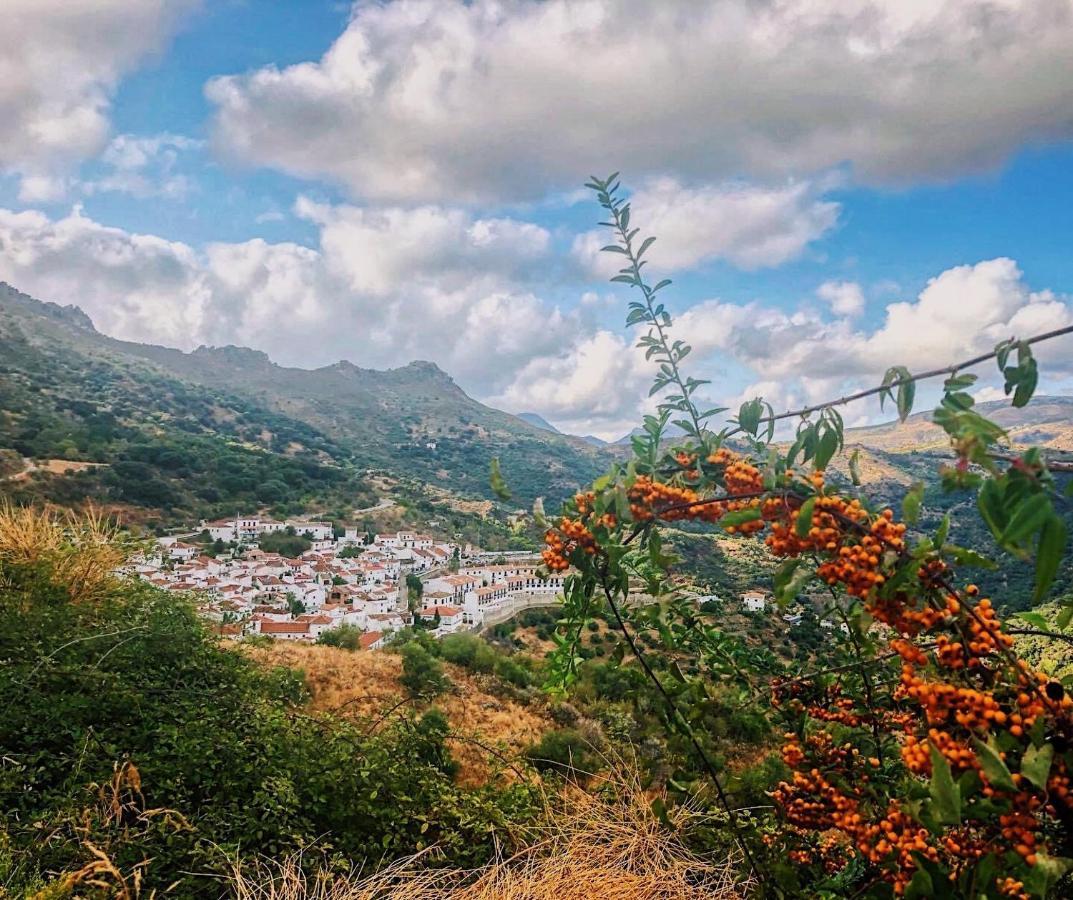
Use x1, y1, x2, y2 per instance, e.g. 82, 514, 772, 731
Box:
132, 514, 568, 648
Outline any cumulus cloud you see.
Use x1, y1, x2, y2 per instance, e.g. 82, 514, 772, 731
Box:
0, 1, 196, 197
0, 202, 574, 397
82, 133, 204, 200
497, 258, 1073, 435
817, 280, 865, 317
573, 177, 840, 274
1, 202, 1069, 438
490, 330, 655, 439
208, 0, 1073, 203
684, 258, 1073, 412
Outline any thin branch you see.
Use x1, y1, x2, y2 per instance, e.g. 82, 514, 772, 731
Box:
1007, 627, 1073, 649
596, 562, 761, 879
723, 324, 1073, 439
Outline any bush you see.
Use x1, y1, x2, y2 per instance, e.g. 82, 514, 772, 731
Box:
524, 729, 596, 781
258, 530, 312, 556
399, 642, 448, 697
440, 632, 497, 673
0, 513, 536, 894
316, 623, 363, 650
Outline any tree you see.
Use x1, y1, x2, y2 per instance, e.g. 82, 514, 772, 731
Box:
406, 573, 424, 610
317, 624, 363, 650
259, 530, 312, 557
285, 592, 306, 616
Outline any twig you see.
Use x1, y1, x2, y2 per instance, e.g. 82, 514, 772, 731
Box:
723, 324, 1073, 439
596, 562, 762, 879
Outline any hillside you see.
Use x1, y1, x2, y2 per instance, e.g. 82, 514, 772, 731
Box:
0, 283, 610, 522
243, 641, 554, 787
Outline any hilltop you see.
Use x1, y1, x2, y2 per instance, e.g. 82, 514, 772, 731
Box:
0, 283, 610, 525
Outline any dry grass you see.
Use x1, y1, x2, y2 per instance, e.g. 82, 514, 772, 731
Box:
242, 642, 553, 786
0, 503, 133, 604
230, 773, 751, 900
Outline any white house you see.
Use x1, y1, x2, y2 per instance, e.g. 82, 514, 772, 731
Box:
741, 589, 768, 613
419, 605, 464, 635
255, 619, 312, 640
168, 541, 199, 562
288, 520, 333, 541
360, 631, 385, 651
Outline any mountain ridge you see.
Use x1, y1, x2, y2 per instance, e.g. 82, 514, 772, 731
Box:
0, 283, 611, 520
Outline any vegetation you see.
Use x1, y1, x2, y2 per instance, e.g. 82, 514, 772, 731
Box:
0, 505, 538, 896
0, 285, 607, 521
230, 774, 748, 900
536, 176, 1073, 898
260, 529, 314, 556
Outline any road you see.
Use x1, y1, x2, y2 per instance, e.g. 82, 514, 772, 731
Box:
352, 498, 396, 516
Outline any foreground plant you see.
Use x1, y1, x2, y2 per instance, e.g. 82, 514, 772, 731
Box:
540, 174, 1073, 897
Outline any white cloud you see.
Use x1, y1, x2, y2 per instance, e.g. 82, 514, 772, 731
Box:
490, 330, 654, 440
573, 177, 840, 274
82, 133, 204, 200
496, 258, 1073, 435
208, 0, 1073, 203
1, 201, 1069, 438
817, 280, 865, 317
0, 202, 574, 397
0, 2, 197, 196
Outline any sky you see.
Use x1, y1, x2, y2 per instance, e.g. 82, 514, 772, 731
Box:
2, 0, 1073, 441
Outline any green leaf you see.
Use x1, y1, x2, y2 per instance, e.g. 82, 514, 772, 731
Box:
717, 507, 762, 529
1020, 742, 1054, 791
1058, 605, 1073, 630
773, 558, 812, 607
1017, 611, 1049, 630
738, 398, 762, 436
904, 867, 933, 900
972, 737, 1016, 792
796, 497, 816, 539
1034, 515, 1067, 603
897, 377, 916, 422
929, 744, 961, 825
902, 481, 924, 525
1001, 493, 1052, 547
934, 514, 950, 547
814, 427, 839, 470
942, 545, 998, 569
531, 496, 547, 529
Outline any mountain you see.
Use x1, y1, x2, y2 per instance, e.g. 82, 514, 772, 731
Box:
0, 283, 611, 523
517, 412, 560, 433
578, 434, 609, 447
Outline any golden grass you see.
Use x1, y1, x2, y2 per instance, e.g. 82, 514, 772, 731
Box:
230, 773, 750, 900
0, 503, 132, 604
242, 642, 553, 786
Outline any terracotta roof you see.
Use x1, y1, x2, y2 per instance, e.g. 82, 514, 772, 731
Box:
421, 605, 461, 617
259, 621, 310, 635
359, 631, 384, 649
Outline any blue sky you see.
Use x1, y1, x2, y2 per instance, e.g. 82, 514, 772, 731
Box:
2, 0, 1073, 439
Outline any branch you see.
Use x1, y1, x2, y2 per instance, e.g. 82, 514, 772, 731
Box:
723, 324, 1073, 439
1007, 627, 1073, 649
596, 563, 762, 879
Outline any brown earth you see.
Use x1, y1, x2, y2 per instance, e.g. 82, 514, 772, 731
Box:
242, 641, 554, 786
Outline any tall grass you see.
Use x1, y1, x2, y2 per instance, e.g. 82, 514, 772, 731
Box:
230, 771, 750, 900
0, 503, 133, 604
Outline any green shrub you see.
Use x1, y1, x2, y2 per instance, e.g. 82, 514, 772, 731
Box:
440, 632, 497, 673
399, 642, 448, 697
524, 729, 596, 781
316, 623, 363, 650
0, 545, 535, 895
